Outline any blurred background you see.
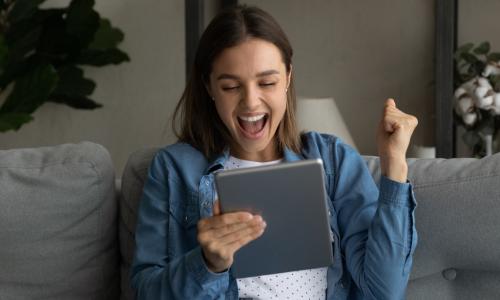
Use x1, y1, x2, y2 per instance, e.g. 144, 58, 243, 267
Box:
1, 0, 499, 174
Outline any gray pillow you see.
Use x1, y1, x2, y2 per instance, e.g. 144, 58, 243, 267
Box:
0, 142, 119, 300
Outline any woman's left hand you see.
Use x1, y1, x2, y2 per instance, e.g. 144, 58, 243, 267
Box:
376, 98, 418, 183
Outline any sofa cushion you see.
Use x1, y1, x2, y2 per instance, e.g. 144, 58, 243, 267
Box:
0, 142, 119, 300
119, 147, 159, 300
364, 155, 500, 300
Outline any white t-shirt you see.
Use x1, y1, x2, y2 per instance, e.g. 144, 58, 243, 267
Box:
221, 156, 328, 300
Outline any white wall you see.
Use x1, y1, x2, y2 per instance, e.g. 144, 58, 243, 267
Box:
0, 0, 185, 175
241, 0, 436, 156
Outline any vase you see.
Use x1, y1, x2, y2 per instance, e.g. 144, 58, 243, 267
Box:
483, 133, 493, 156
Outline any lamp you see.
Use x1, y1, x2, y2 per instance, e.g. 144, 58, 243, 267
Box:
296, 97, 357, 150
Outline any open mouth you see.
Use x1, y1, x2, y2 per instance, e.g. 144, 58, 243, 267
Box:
237, 113, 268, 138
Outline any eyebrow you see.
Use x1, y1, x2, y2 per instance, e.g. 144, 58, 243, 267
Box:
216, 70, 280, 81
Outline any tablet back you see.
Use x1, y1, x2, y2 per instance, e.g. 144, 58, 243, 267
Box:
215, 159, 333, 279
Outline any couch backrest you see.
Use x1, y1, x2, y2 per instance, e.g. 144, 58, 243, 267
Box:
0, 142, 119, 300
121, 148, 500, 300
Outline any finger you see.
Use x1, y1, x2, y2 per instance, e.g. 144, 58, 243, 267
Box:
225, 227, 266, 253
216, 223, 265, 245
199, 212, 254, 230
213, 199, 221, 215
212, 216, 265, 239
385, 98, 396, 108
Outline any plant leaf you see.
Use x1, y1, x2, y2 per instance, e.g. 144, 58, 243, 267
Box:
54, 66, 95, 96
461, 52, 478, 64
473, 41, 491, 55
0, 63, 58, 114
7, 0, 44, 25
0, 34, 8, 71
77, 48, 130, 66
457, 43, 474, 54
88, 18, 124, 50
36, 9, 80, 58
66, 0, 100, 48
462, 130, 481, 148
0, 112, 33, 132
49, 94, 102, 109
487, 52, 500, 62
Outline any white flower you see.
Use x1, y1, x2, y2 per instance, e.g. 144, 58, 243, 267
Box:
463, 112, 478, 126
454, 87, 468, 99
477, 77, 493, 88
456, 96, 474, 115
474, 86, 489, 99
482, 61, 500, 77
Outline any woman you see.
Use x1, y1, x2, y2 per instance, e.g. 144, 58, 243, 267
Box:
131, 5, 418, 300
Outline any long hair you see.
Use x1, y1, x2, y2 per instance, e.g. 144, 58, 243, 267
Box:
172, 5, 301, 159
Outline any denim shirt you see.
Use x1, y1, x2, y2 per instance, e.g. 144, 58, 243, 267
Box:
131, 132, 418, 300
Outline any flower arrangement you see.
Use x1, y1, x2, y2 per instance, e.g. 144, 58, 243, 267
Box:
454, 41, 500, 157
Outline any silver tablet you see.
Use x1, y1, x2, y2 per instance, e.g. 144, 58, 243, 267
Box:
214, 159, 333, 279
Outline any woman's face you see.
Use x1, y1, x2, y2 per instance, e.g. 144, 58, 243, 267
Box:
208, 38, 291, 162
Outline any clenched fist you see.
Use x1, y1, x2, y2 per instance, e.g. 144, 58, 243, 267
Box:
377, 98, 418, 183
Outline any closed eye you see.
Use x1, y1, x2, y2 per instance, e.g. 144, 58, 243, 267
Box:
260, 82, 276, 87
222, 86, 239, 91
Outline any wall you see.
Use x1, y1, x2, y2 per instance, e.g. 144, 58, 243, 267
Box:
0, 0, 185, 175
241, 0, 436, 156
1, 0, 440, 174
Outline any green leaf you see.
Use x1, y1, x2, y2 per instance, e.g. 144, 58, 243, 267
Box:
54, 66, 95, 96
36, 9, 79, 58
66, 0, 100, 48
0, 34, 8, 71
7, 0, 44, 25
462, 130, 481, 148
473, 41, 491, 55
457, 43, 474, 54
487, 52, 500, 62
0, 112, 33, 132
77, 48, 130, 66
49, 94, 102, 109
0, 63, 58, 114
88, 18, 124, 50
5, 25, 41, 64
461, 52, 478, 64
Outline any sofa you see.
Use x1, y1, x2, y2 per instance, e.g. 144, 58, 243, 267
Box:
1, 141, 499, 300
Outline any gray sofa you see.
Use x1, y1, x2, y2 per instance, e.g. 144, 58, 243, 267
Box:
1, 141, 499, 300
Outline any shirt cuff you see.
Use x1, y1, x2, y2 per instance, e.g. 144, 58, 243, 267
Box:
379, 175, 416, 208
185, 246, 230, 289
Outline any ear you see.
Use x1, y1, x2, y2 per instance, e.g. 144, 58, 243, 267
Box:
204, 78, 213, 99
286, 64, 293, 90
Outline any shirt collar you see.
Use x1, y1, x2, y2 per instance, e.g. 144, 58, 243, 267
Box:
205, 145, 303, 174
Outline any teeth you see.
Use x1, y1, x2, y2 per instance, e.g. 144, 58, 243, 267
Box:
239, 114, 266, 122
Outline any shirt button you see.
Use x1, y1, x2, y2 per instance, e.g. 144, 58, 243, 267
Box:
328, 210, 332, 216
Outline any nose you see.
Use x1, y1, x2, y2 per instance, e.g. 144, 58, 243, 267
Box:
240, 85, 261, 110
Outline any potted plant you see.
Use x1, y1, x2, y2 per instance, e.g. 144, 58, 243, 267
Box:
0, 0, 129, 132
454, 41, 500, 157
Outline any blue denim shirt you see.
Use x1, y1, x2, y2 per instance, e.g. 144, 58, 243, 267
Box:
131, 132, 417, 300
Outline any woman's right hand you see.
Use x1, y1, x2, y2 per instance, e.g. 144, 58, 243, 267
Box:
197, 200, 266, 273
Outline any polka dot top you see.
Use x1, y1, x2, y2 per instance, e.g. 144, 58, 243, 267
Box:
221, 156, 328, 300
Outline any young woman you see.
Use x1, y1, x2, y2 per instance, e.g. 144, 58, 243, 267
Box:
131, 5, 418, 300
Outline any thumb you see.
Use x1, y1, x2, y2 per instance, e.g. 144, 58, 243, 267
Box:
385, 98, 396, 108
213, 199, 221, 215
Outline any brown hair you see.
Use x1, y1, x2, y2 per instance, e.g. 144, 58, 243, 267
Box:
172, 5, 302, 159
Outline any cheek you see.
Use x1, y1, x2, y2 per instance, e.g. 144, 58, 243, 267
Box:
214, 101, 235, 126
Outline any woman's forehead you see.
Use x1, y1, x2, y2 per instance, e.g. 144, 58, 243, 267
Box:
211, 38, 287, 78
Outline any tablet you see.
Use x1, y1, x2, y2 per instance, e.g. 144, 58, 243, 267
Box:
214, 159, 333, 279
